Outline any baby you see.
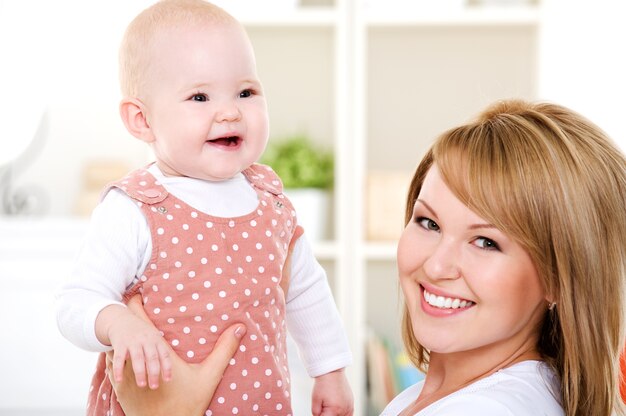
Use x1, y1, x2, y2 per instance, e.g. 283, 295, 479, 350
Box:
55, 1, 353, 415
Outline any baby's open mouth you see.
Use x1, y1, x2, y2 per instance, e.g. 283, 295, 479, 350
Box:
208, 136, 241, 147
423, 288, 475, 310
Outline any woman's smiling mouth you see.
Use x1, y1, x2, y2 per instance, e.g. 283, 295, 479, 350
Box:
423, 287, 475, 310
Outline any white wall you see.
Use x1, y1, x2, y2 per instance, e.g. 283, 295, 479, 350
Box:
538, 0, 626, 151
1, 1, 153, 216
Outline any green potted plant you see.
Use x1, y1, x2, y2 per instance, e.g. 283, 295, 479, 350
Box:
261, 135, 334, 241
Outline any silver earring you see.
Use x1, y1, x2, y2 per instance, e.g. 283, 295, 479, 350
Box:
548, 302, 556, 311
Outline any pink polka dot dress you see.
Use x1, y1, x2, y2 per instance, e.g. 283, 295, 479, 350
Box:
87, 164, 298, 416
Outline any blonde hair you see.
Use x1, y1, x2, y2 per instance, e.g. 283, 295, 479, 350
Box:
401, 99, 626, 416
119, 0, 239, 98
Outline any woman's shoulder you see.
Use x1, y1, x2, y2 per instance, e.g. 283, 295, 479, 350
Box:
479, 361, 563, 412
379, 381, 424, 416
381, 361, 564, 416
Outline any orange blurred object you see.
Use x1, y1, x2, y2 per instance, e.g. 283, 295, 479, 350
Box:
621, 348, 626, 402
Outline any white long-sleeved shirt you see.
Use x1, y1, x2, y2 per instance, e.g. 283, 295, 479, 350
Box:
55, 164, 352, 377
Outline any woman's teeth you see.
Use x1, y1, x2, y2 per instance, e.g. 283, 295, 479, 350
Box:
423, 289, 474, 309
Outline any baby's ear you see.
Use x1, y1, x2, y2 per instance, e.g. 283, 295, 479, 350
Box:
119, 97, 155, 143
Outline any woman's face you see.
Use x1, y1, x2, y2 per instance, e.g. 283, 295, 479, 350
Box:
397, 165, 547, 357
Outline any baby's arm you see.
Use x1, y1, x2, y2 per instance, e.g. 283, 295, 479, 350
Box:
56, 189, 170, 386
284, 234, 354, 415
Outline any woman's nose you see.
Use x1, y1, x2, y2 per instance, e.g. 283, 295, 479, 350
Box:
422, 237, 462, 281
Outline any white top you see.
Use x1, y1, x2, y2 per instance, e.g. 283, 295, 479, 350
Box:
381, 361, 564, 416
55, 165, 351, 378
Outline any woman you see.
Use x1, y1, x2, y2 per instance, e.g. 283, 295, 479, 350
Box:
383, 99, 626, 415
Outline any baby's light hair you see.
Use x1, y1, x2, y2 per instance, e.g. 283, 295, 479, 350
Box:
119, 0, 238, 98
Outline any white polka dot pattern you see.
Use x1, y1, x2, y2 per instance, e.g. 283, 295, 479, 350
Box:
86, 164, 297, 416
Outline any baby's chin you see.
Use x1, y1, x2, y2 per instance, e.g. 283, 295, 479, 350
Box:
157, 161, 244, 182
193, 168, 245, 182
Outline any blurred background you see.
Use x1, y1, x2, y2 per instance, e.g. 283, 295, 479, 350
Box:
1, 0, 624, 414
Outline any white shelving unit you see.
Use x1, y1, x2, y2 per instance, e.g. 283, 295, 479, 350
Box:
232, 2, 540, 413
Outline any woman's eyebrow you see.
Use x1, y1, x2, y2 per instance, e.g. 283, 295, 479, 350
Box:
417, 199, 496, 230
468, 223, 497, 231
416, 199, 436, 216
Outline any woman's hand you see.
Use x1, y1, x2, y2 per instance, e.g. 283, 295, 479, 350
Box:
106, 294, 246, 416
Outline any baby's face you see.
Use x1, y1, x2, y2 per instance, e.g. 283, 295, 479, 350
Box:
141, 22, 269, 181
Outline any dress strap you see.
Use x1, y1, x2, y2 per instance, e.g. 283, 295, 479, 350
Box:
243, 163, 284, 196
102, 164, 169, 205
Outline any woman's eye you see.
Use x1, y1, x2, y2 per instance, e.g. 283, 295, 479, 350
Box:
239, 89, 253, 98
416, 217, 440, 232
474, 237, 500, 251
191, 93, 207, 102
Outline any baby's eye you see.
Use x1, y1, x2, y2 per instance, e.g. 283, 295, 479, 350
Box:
191, 93, 208, 102
474, 237, 500, 251
416, 217, 440, 232
239, 89, 253, 98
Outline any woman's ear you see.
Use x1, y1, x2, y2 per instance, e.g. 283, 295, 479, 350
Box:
545, 294, 557, 311
119, 98, 155, 144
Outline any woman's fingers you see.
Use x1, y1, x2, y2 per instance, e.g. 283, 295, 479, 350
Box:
197, 324, 247, 388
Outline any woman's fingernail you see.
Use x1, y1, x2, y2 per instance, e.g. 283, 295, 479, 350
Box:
234, 325, 246, 339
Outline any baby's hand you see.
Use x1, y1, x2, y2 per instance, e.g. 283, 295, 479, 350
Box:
312, 368, 354, 416
98, 298, 172, 390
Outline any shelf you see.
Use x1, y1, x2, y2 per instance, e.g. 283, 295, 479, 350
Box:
365, 6, 539, 26
311, 240, 340, 260
364, 241, 397, 261
312, 240, 401, 261
235, 7, 338, 27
